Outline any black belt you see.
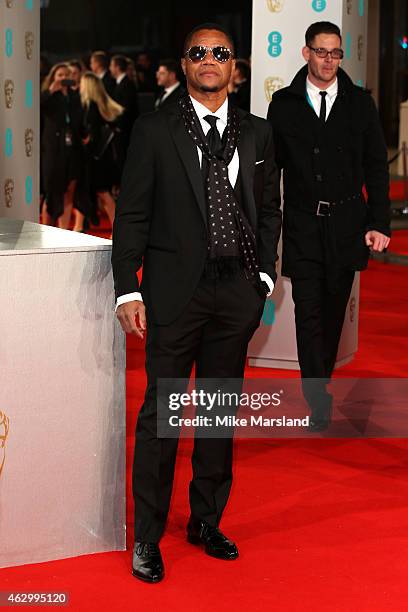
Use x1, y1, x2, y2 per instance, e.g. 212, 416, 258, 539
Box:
296, 193, 362, 217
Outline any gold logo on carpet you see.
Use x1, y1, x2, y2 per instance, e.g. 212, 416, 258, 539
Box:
0, 412, 10, 477
267, 0, 284, 12
6, 0, 14, 8
346, 0, 353, 14
265, 76, 284, 102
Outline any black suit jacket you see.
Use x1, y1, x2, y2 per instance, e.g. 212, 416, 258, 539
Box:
267, 66, 390, 277
156, 84, 186, 110
112, 102, 282, 325
113, 75, 139, 133
102, 72, 116, 98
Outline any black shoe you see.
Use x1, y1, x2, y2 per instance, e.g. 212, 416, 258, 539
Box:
308, 418, 330, 432
187, 518, 238, 560
132, 542, 164, 583
308, 407, 332, 432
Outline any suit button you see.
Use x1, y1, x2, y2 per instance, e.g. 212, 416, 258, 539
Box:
315, 174, 323, 182
337, 146, 343, 152
313, 147, 320, 154
338, 174, 344, 180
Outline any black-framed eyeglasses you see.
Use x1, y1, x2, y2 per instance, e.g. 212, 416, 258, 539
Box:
184, 45, 234, 63
307, 46, 344, 59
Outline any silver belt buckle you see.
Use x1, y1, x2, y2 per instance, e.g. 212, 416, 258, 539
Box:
316, 200, 331, 216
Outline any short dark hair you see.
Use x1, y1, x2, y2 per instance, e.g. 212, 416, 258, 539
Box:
305, 21, 342, 46
111, 54, 128, 73
183, 22, 235, 55
158, 58, 179, 76
235, 59, 250, 80
91, 51, 109, 70
68, 59, 82, 72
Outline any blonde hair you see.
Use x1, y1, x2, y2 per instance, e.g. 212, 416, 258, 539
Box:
80, 72, 123, 122
41, 62, 69, 92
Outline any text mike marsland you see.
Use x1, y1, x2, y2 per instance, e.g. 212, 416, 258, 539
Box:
168, 415, 310, 428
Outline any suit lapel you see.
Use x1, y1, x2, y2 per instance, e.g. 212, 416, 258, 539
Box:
237, 112, 257, 229
167, 110, 207, 227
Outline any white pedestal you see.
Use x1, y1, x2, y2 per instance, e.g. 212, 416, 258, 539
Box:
0, 220, 126, 568
248, 272, 359, 370
398, 100, 408, 177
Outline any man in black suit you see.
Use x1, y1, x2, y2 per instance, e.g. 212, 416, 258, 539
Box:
110, 54, 139, 178
267, 21, 391, 431
155, 58, 186, 109
112, 23, 281, 582
90, 51, 116, 98
229, 59, 251, 112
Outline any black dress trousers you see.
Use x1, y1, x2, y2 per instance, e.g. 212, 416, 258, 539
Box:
133, 269, 266, 543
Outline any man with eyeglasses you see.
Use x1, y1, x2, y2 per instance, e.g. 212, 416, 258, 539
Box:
267, 21, 391, 432
112, 22, 281, 582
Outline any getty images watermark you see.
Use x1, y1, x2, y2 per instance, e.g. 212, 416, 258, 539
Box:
165, 387, 308, 429
157, 378, 408, 438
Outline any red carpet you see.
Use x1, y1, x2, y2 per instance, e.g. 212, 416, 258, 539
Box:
389, 179, 408, 202
2, 219, 408, 611
388, 229, 408, 256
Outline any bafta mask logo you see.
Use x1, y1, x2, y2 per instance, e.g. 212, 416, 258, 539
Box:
346, 0, 353, 14
25, 31, 34, 60
5, 0, 14, 7
4, 79, 14, 109
267, 0, 284, 12
349, 296, 356, 322
264, 76, 284, 102
4, 179, 14, 208
0, 411, 10, 478
25, 128, 34, 157
357, 35, 364, 61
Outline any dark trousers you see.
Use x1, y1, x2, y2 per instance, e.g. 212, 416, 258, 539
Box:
133, 270, 265, 543
291, 271, 355, 416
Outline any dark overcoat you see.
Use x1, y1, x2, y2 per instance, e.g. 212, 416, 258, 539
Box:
267, 65, 390, 278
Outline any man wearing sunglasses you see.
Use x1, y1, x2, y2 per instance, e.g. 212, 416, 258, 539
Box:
267, 21, 390, 432
112, 22, 281, 582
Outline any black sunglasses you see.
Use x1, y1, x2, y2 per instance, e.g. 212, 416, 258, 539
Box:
184, 45, 234, 63
308, 46, 344, 59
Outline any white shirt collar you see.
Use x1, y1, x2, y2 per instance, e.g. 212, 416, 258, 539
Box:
189, 95, 228, 130
116, 72, 126, 85
164, 81, 180, 96
306, 76, 338, 99
98, 71, 106, 80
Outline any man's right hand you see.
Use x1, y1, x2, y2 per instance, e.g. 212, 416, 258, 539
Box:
116, 300, 146, 338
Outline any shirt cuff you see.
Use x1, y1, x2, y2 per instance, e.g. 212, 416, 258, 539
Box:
259, 272, 274, 297
115, 292, 143, 312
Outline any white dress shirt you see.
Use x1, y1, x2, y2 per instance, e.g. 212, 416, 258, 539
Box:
306, 77, 338, 120
115, 95, 274, 310
160, 81, 180, 104
116, 72, 126, 85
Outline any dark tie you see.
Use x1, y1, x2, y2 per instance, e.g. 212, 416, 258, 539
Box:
319, 91, 327, 124
204, 115, 223, 157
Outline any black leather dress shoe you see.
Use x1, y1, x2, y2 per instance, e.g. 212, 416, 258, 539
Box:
308, 407, 332, 432
132, 542, 164, 583
187, 518, 239, 560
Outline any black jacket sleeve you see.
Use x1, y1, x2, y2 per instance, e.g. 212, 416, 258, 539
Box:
362, 94, 391, 237
111, 117, 155, 299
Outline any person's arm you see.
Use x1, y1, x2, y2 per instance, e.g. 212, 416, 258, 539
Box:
362, 94, 391, 241
256, 121, 282, 286
111, 118, 155, 334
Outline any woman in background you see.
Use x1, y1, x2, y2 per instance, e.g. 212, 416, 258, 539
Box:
80, 72, 123, 234
40, 62, 83, 229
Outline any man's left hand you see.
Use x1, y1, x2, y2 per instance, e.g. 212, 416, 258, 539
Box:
365, 230, 390, 252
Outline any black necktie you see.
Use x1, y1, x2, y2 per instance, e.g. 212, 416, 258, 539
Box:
319, 91, 327, 124
204, 115, 223, 157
